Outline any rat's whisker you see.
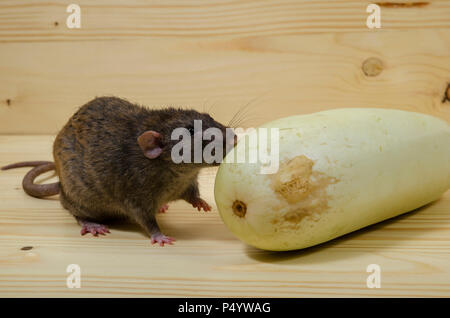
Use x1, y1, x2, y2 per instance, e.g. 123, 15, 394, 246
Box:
207, 99, 220, 114
234, 105, 256, 126
230, 103, 257, 128
201, 97, 209, 113
227, 108, 241, 127
228, 97, 255, 126
228, 94, 266, 127
228, 101, 252, 127
232, 115, 267, 129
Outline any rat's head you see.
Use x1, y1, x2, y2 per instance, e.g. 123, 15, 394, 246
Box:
137, 108, 237, 167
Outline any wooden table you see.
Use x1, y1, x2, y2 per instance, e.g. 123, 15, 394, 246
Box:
1, 0, 449, 298
0, 135, 449, 297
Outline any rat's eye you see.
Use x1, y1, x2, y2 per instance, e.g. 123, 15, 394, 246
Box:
187, 126, 195, 135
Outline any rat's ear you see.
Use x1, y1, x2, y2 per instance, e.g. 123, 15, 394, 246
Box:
137, 130, 163, 159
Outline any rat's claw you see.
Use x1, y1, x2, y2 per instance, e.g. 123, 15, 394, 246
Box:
151, 233, 176, 246
191, 198, 211, 212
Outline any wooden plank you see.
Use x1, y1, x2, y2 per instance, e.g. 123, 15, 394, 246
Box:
0, 28, 449, 134
0, 0, 450, 134
0, 0, 449, 41
0, 135, 450, 297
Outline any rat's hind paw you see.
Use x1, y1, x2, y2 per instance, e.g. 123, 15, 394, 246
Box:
79, 220, 110, 236
191, 198, 212, 212
158, 204, 169, 214
151, 233, 176, 246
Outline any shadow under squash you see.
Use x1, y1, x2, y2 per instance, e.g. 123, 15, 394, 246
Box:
245, 199, 441, 265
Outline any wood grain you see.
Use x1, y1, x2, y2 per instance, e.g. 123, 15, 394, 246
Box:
0, 1, 449, 134
0, 0, 450, 297
1, 135, 450, 297
0, 0, 449, 41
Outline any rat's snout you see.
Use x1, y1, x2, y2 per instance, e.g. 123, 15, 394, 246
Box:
232, 133, 238, 146
224, 129, 237, 149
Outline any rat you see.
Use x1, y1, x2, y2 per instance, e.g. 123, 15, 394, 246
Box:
1, 96, 236, 246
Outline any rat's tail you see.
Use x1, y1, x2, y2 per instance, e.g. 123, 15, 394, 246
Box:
1, 161, 61, 198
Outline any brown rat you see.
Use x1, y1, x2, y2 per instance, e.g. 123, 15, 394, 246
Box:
2, 96, 236, 246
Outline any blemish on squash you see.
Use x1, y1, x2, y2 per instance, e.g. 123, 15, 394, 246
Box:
442, 83, 450, 103
284, 209, 309, 224
270, 155, 338, 228
232, 200, 247, 218
271, 155, 314, 204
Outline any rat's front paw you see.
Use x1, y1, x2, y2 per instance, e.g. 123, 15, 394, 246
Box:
151, 233, 176, 246
158, 204, 169, 213
191, 197, 212, 212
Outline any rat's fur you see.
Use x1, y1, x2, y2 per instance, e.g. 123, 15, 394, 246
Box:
3, 96, 234, 245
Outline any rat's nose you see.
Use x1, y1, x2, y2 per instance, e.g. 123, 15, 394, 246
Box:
226, 133, 238, 147
224, 128, 238, 148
